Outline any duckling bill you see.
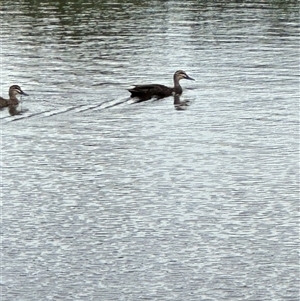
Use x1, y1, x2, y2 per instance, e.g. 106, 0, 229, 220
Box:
0, 85, 28, 108
128, 70, 194, 101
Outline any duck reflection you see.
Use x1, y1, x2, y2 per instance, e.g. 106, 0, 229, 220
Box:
173, 94, 191, 110
8, 105, 29, 116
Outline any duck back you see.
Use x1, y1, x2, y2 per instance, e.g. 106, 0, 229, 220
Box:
128, 84, 174, 99
0, 97, 8, 109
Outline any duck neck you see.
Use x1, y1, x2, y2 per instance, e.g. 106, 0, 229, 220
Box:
9, 91, 18, 100
173, 76, 182, 94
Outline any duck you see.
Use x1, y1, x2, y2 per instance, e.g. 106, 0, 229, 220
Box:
128, 70, 194, 101
0, 85, 29, 109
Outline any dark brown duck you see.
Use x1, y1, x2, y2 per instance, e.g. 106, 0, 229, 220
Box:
0, 85, 28, 108
128, 70, 194, 101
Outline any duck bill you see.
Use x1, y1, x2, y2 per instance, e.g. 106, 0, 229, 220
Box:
20, 90, 29, 96
185, 75, 195, 81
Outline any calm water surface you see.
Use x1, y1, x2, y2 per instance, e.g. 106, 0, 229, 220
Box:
1, 1, 299, 300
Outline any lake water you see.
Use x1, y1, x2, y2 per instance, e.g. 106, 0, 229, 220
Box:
1, 1, 299, 300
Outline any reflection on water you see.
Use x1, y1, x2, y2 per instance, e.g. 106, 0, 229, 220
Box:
7, 105, 22, 116
1, 1, 299, 300
173, 95, 192, 111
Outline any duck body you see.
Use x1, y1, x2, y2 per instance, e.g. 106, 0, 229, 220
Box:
128, 84, 177, 99
0, 97, 9, 108
128, 70, 194, 101
0, 85, 28, 109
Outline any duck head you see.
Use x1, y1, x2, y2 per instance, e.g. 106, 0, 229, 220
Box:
9, 85, 29, 97
174, 70, 195, 81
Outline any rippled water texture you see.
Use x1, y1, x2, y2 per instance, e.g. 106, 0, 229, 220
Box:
1, 1, 299, 300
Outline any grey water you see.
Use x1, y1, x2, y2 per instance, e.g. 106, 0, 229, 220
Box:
1, 1, 299, 300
